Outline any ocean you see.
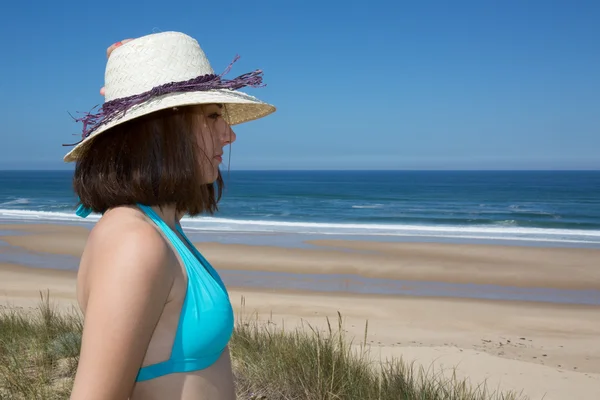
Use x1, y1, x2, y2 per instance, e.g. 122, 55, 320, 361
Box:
1, 170, 599, 247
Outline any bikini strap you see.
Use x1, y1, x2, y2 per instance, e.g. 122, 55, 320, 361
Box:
137, 204, 229, 296
75, 197, 92, 218
136, 204, 189, 257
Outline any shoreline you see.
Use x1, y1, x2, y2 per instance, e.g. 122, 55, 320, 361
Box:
1, 223, 600, 307
2, 223, 600, 290
2, 214, 600, 250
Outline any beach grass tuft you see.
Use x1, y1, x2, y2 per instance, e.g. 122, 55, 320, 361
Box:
230, 296, 525, 400
0, 293, 526, 399
0, 291, 81, 400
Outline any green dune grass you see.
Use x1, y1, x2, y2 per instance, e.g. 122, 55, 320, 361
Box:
0, 292, 525, 400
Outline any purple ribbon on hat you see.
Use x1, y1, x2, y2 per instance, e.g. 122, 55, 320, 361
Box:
64, 55, 265, 146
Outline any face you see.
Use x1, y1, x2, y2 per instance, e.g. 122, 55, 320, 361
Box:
195, 103, 237, 183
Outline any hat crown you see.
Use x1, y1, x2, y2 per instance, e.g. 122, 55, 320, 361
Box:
103, 32, 215, 101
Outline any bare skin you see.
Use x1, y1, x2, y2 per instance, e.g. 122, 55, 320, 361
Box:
69, 41, 239, 399
71, 205, 237, 400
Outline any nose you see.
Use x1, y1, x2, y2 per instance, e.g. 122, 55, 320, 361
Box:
222, 124, 237, 145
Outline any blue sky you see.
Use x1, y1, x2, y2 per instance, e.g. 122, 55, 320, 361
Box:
0, 0, 598, 170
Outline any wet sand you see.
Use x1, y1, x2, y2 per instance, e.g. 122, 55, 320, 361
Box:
2, 223, 600, 291
1, 223, 600, 399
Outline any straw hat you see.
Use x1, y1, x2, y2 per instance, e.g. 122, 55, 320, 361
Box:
63, 31, 276, 162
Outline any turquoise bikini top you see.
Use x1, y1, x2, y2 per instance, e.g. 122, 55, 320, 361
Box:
77, 203, 235, 382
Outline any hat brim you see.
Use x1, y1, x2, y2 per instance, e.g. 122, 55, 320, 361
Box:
63, 88, 275, 162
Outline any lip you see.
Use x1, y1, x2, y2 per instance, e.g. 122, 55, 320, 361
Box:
214, 155, 223, 163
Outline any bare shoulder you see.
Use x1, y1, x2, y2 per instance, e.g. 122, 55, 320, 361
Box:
85, 205, 168, 256
79, 206, 174, 298
71, 206, 176, 400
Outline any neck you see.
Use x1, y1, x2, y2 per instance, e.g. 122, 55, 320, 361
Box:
151, 204, 182, 230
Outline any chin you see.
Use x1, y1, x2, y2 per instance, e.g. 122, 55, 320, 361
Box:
199, 161, 220, 183
202, 170, 219, 184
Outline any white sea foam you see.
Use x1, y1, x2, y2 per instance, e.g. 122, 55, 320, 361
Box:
352, 204, 384, 209
1, 208, 599, 245
0, 209, 97, 223
0, 198, 30, 206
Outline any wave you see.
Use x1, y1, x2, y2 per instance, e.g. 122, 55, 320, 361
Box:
352, 204, 384, 209
1, 208, 599, 245
492, 220, 518, 226
0, 198, 30, 206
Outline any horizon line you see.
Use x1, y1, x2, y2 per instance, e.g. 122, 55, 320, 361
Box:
1, 168, 599, 172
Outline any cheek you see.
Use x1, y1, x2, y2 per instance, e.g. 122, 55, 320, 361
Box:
195, 125, 216, 151
215, 118, 233, 139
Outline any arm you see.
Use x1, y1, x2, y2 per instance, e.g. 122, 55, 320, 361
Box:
70, 222, 174, 400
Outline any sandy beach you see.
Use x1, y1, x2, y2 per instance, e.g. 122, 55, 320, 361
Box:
1, 222, 600, 400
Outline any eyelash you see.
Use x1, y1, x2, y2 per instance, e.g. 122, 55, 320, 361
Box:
208, 113, 221, 119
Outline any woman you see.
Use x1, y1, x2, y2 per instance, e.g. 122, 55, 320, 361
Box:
66, 31, 276, 400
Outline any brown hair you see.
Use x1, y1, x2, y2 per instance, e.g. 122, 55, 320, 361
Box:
73, 105, 223, 217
